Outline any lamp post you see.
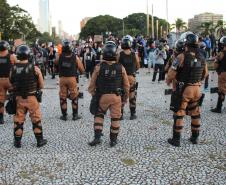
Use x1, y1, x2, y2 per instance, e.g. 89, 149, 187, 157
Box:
151, 4, 154, 39
146, 0, 150, 37
166, 0, 169, 35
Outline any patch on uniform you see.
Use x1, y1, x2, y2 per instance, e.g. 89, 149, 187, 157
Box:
171, 58, 179, 70
62, 62, 72, 68
0, 58, 7, 64
16, 67, 24, 74
191, 58, 201, 67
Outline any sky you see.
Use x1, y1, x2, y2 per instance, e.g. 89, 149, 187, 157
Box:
7, 0, 226, 35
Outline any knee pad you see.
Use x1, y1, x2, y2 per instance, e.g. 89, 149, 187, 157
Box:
110, 125, 120, 134
72, 98, 78, 105
14, 122, 24, 136
32, 121, 42, 134
60, 98, 67, 105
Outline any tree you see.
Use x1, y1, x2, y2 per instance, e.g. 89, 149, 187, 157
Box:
200, 22, 213, 36
0, 0, 13, 39
214, 20, 225, 39
80, 15, 122, 39
0, 0, 41, 43
171, 18, 187, 33
80, 13, 169, 39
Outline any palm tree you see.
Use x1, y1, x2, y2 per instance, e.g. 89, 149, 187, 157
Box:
214, 20, 225, 39
200, 22, 213, 36
170, 18, 187, 38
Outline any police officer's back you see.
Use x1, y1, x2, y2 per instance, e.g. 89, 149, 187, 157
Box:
88, 41, 130, 147
10, 45, 47, 148
166, 33, 208, 147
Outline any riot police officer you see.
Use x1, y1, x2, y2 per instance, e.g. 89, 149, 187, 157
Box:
0, 40, 16, 124
211, 36, 226, 113
10, 45, 47, 148
56, 40, 85, 121
118, 35, 140, 120
166, 33, 208, 147
88, 41, 130, 147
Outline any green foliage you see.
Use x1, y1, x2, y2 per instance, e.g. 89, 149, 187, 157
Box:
80, 13, 170, 39
80, 15, 122, 39
171, 18, 187, 33
200, 22, 214, 35
0, 0, 41, 43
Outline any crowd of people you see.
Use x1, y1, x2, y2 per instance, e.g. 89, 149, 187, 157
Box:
0, 31, 225, 148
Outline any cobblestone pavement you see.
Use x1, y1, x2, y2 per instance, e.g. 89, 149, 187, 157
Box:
0, 69, 225, 185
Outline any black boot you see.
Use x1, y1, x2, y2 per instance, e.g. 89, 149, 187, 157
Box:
0, 113, 4, 125
72, 109, 81, 121
89, 130, 102, 146
130, 107, 137, 120
60, 113, 67, 121
14, 122, 23, 148
35, 133, 47, 147
190, 131, 199, 144
211, 96, 223, 113
14, 137, 22, 148
110, 132, 118, 147
168, 130, 181, 147
60, 99, 67, 120
72, 98, 81, 120
120, 108, 124, 120
60, 108, 67, 121
72, 114, 81, 121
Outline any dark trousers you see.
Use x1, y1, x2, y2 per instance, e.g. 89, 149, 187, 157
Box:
152, 64, 164, 82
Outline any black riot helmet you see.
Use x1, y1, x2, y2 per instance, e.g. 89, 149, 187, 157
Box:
0, 40, 10, 51
184, 33, 198, 47
121, 35, 133, 49
220, 36, 226, 46
62, 39, 72, 53
16, 45, 31, 61
103, 41, 117, 61
175, 39, 185, 53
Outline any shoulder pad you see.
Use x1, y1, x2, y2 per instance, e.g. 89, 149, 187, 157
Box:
171, 58, 180, 70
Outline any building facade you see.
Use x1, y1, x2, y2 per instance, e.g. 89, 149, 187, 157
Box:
188, 12, 223, 33
38, 0, 50, 33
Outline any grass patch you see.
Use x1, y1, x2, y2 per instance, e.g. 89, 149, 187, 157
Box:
161, 120, 172, 125
121, 158, 136, 166
19, 171, 30, 179
216, 165, 226, 172
144, 146, 156, 152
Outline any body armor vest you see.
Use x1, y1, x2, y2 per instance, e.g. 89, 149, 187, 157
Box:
119, 51, 136, 75
96, 62, 123, 94
12, 63, 37, 96
176, 49, 205, 84
218, 51, 226, 72
0, 54, 11, 78
59, 54, 77, 77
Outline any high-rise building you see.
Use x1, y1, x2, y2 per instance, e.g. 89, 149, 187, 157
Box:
58, 20, 63, 38
188, 12, 223, 33
38, 0, 50, 33
80, 17, 92, 31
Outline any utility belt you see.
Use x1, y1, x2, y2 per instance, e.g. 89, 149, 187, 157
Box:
16, 90, 43, 102
170, 82, 204, 112
98, 88, 123, 96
